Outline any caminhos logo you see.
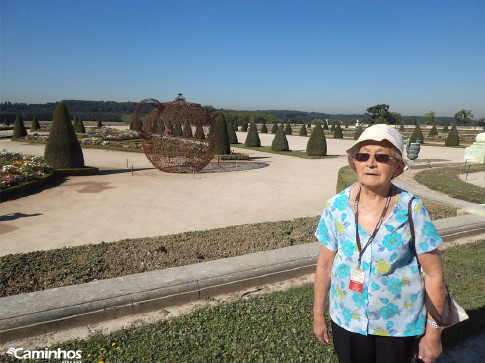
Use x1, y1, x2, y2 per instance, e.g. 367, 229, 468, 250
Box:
5, 347, 82, 360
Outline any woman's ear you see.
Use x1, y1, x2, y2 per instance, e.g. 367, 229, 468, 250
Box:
393, 161, 406, 178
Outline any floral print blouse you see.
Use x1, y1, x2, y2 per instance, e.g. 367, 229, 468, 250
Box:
315, 184, 443, 337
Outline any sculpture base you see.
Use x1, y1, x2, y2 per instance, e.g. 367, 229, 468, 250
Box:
464, 143, 485, 163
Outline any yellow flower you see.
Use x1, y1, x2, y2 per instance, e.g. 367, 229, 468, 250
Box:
375, 260, 391, 274
352, 313, 360, 320
116, 347, 120, 350
112, 343, 116, 346
337, 285, 345, 300
413, 201, 422, 214
336, 221, 344, 234
374, 328, 390, 336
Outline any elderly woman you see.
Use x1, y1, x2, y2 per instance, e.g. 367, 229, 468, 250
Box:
313, 124, 446, 363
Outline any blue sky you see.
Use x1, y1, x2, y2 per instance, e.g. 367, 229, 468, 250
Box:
1, 0, 484, 118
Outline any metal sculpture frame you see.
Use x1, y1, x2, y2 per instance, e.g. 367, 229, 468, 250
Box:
132, 94, 218, 173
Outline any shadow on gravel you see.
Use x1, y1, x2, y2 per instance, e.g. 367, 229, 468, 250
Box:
0, 212, 42, 222
441, 304, 485, 350
98, 167, 154, 175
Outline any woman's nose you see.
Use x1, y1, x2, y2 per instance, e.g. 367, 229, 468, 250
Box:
365, 155, 378, 167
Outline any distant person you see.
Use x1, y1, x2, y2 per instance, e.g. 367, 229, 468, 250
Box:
313, 124, 446, 363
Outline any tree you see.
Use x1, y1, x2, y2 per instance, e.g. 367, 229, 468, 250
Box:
299, 123, 307, 136
365, 104, 395, 124
260, 122, 268, 133
75, 118, 86, 133
182, 120, 193, 138
424, 111, 436, 125
227, 122, 238, 144
333, 123, 343, 138
445, 125, 460, 146
31, 114, 41, 131
215, 113, 230, 155
44, 102, 85, 169
354, 126, 363, 140
306, 123, 327, 156
13, 114, 28, 138
271, 124, 289, 151
454, 109, 473, 126
284, 120, 292, 135
271, 122, 278, 134
410, 125, 424, 144
428, 125, 438, 137
195, 122, 205, 140
245, 121, 261, 147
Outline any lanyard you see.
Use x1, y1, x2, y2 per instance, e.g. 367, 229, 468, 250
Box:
354, 185, 392, 267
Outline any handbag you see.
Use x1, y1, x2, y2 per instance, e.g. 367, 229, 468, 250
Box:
408, 197, 469, 328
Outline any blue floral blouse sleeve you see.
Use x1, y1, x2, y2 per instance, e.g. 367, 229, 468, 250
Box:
315, 194, 346, 252
411, 198, 443, 254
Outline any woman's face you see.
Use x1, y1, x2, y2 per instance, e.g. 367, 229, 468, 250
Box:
352, 140, 404, 189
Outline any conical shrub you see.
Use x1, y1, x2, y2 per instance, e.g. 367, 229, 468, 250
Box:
271, 122, 278, 134
428, 125, 438, 137
284, 121, 292, 135
182, 120, 193, 138
306, 123, 327, 156
241, 121, 248, 132
216, 113, 230, 155
75, 118, 86, 133
354, 126, 363, 140
44, 102, 84, 169
129, 118, 134, 130
31, 114, 41, 131
261, 122, 268, 133
333, 123, 343, 138
323, 120, 329, 130
443, 123, 449, 132
3, 118, 10, 126
245, 121, 261, 147
445, 125, 460, 146
299, 123, 307, 136
330, 122, 335, 132
399, 122, 405, 132
195, 122, 205, 140
97, 120, 103, 128
227, 122, 238, 144
73, 115, 79, 129
13, 114, 27, 139
410, 125, 424, 144
271, 124, 289, 151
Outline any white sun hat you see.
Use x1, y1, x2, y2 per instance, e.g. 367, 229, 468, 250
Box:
346, 124, 409, 172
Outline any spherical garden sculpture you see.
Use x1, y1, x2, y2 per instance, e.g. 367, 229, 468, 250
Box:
132, 94, 218, 173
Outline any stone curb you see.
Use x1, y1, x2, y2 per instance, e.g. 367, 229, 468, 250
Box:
1, 215, 485, 345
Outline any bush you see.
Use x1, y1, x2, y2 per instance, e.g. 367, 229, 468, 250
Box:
260, 122, 268, 133
241, 121, 248, 132
323, 120, 328, 130
443, 122, 449, 132
284, 121, 292, 135
354, 126, 363, 140
445, 125, 460, 146
410, 125, 424, 144
330, 121, 335, 132
333, 123, 343, 138
2, 118, 10, 126
271, 122, 278, 134
299, 123, 307, 136
97, 120, 103, 128
12, 114, 27, 139
336, 165, 357, 193
129, 118, 134, 130
306, 123, 327, 156
399, 122, 405, 132
30, 115, 40, 131
428, 125, 438, 137
245, 121, 261, 147
44, 102, 85, 169
215, 113, 230, 155
182, 120, 193, 138
227, 122, 238, 144
195, 123, 205, 140
75, 118, 86, 133
271, 124, 289, 151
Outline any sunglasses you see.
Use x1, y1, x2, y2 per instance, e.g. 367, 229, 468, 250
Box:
354, 152, 395, 163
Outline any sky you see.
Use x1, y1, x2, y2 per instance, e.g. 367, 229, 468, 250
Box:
1, 0, 484, 118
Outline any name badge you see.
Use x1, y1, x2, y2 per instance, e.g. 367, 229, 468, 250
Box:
349, 268, 365, 293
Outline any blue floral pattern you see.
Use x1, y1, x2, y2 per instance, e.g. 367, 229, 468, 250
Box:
315, 185, 442, 337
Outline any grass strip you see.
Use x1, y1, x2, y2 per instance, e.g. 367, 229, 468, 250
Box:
415, 164, 485, 204
14, 241, 483, 363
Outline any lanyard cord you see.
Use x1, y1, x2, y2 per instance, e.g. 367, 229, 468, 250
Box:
354, 184, 392, 267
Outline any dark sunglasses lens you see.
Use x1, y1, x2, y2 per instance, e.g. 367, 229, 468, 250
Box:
375, 154, 390, 162
354, 153, 370, 162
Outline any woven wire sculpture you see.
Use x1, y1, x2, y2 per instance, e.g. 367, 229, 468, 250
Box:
132, 94, 218, 173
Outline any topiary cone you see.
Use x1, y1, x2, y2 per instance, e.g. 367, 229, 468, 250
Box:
215, 113, 230, 155
306, 123, 327, 156
75, 118, 86, 133
445, 124, 460, 146
13, 114, 28, 138
271, 124, 289, 151
410, 125, 424, 144
227, 122, 238, 144
31, 114, 41, 131
245, 120, 261, 147
44, 102, 85, 169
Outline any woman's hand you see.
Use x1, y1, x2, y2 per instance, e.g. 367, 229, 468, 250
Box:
418, 330, 442, 362
313, 316, 331, 344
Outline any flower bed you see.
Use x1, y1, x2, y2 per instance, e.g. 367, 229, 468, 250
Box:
1, 149, 53, 190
